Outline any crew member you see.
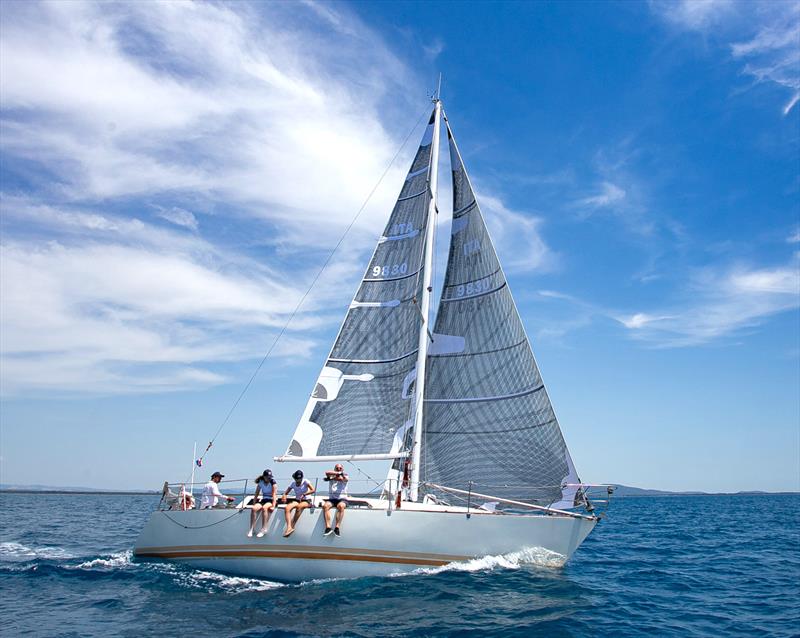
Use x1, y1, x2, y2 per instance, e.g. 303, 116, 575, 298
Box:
322, 463, 348, 537
201, 471, 235, 508
281, 470, 315, 537
248, 469, 277, 537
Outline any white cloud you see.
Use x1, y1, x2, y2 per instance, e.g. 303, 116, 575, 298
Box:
652, 0, 734, 30
422, 39, 446, 61
156, 207, 198, 231
572, 148, 662, 237
730, 267, 799, 294
580, 181, 627, 208
537, 289, 577, 301
478, 193, 558, 273
616, 260, 800, 346
617, 313, 672, 330
730, 5, 800, 116
788, 228, 800, 244
0, 234, 320, 396
0, 1, 540, 396
0, 1, 415, 231
653, 0, 800, 115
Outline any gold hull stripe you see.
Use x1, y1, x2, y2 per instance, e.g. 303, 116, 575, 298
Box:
135, 545, 470, 566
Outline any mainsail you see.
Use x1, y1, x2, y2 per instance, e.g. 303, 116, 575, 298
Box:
277, 101, 584, 511
420, 112, 582, 508
278, 110, 438, 461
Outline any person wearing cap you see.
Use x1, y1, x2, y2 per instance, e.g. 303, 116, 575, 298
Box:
322, 463, 348, 537
247, 469, 277, 538
201, 471, 235, 509
280, 469, 315, 537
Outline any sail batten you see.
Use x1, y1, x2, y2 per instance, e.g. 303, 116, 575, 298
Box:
425, 384, 544, 404
420, 112, 582, 508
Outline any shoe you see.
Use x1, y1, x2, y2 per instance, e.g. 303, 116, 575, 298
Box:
247, 530, 254, 538
323, 527, 333, 536
256, 531, 265, 538
334, 527, 341, 537
282, 528, 294, 538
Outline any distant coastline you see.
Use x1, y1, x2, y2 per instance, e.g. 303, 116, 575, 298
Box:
1, 484, 797, 497
0, 488, 159, 495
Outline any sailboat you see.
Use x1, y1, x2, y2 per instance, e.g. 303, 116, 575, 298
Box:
134, 96, 600, 582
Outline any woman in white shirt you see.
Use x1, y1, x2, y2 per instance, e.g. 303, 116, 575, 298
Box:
281, 469, 315, 537
247, 469, 277, 538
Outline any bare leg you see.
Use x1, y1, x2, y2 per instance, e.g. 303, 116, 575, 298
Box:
292, 502, 309, 528
248, 503, 262, 537
335, 502, 346, 529
259, 505, 274, 534
283, 503, 295, 535
323, 501, 332, 528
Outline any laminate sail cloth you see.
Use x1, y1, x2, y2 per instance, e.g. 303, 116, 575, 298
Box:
282, 111, 436, 459
421, 116, 581, 508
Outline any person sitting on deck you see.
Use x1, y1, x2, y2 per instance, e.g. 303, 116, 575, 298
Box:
281, 470, 315, 537
201, 471, 235, 509
322, 463, 349, 537
248, 469, 277, 538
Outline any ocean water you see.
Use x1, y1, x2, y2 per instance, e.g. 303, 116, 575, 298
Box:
0, 493, 797, 637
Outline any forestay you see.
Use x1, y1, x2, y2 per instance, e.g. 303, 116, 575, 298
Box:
420, 112, 582, 509
278, 110, 437, 461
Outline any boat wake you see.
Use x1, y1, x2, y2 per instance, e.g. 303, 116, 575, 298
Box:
0, 541, 284, 591
0, 541, 74, 562
178, 569, 284, 592
3, 538, 564, 589
73, 550, 134, 570
397, 546, 566, 578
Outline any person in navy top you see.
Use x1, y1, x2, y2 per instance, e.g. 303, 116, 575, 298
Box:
247, 469, 277, 538
281, 469, 315, 537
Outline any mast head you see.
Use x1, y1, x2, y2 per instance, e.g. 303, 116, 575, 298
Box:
431, 72, 442, 104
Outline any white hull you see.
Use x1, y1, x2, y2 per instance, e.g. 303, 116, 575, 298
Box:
134, 501, 597, 582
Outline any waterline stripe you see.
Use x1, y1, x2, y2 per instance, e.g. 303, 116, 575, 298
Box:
134, 544, 470, 566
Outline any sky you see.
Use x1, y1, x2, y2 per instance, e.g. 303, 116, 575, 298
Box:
0, 0, 798, 493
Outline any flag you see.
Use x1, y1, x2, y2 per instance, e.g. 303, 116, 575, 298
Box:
195, 458, 203, 467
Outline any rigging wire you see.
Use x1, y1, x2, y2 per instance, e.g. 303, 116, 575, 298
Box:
196, 105, 433, 465
345, 461, 383, 491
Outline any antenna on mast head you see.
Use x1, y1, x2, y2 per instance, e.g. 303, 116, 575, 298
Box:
433, 72, 442, 103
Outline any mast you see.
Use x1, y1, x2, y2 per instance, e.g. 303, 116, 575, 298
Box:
410, 97, 442, 501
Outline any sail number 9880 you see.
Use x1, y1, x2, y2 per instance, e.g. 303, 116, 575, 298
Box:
372, 262, 408, 277
454, 278, 492, 297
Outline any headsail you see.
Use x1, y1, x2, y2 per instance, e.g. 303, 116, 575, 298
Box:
420, 112, 582, 508
277, 110, 437, 462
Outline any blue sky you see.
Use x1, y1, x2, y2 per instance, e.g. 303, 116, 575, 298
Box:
1, 0, 797, 492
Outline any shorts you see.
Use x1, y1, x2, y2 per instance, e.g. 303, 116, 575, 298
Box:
254, 497, 274, 506
325, 498, 347, 507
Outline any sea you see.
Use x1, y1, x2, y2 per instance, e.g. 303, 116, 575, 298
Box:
0, 493, 797, 637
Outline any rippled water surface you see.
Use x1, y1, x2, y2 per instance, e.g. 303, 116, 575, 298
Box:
1, 493, 798, 637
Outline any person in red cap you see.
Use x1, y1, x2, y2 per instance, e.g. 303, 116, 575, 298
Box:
201, 471, 235, 509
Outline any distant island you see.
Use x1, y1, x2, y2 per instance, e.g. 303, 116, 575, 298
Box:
1, 483, 797, 497
584, 485, 799, 498
0, 483, 160, 495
